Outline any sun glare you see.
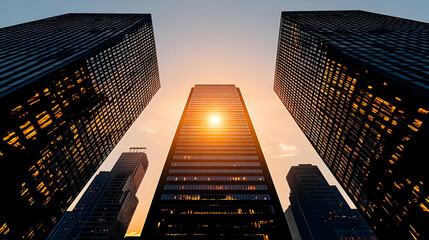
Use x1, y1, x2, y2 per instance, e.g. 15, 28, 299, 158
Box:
210, 115, 220, 125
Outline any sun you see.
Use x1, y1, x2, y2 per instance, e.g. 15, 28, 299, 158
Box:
209, 115, 220, 125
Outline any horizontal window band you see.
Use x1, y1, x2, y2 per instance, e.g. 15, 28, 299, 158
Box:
160, 194, 271, 201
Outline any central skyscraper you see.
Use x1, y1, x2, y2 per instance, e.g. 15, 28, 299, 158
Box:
141, 85, 291, 239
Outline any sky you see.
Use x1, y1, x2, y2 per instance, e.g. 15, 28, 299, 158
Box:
1, 0, 428, 237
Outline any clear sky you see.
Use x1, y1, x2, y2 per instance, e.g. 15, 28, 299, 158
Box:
1, 0, 428, 236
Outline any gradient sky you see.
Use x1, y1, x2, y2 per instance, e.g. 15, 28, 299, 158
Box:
1, 0, 428, 236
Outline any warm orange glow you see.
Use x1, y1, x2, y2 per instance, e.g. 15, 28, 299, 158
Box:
209, 115, 220, 125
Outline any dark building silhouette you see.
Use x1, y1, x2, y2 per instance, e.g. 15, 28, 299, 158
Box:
46, 148, 149, 240
141, 85, 292, 239
285, 164, 377, 240
0, 14, 160, 239
274, 10, 428, 240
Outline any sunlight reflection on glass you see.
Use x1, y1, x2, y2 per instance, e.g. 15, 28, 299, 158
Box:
209, 115, 220, 125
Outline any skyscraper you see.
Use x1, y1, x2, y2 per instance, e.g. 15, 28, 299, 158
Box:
285, 164, 377, 240
46, 147, 149, 240
0, 14, 160, 239
274, 10, 428, 240
141, 85, 291, 239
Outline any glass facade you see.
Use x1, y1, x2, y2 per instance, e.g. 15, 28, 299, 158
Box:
0, 14, 160, 239
46, 149, 149, 240
286, 164, 377, 240
274, 11, 428, 240
141, 85, 291, 239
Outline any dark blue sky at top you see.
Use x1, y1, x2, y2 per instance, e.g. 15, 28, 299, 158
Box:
1, 0, 428, 29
